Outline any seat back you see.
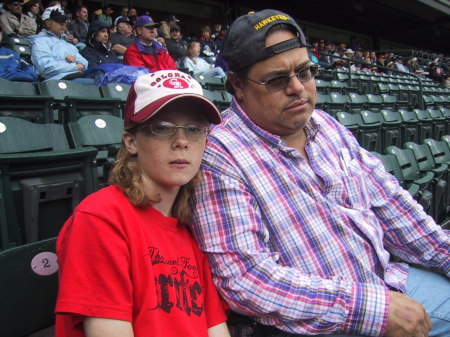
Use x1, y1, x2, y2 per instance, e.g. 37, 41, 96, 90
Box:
358, 110, 382, 152
66, 115, 124, 186
0, 117, 97, 249
0, 78, 53, 123
398, 109, 419, 144
380, 110, 402, 148
37, 80, 122, 123
412, 109, 433, 143
0, 238, 58, 337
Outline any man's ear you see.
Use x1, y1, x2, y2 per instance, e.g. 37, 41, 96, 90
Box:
123, 131, 138, 155
227, 73, 245, 102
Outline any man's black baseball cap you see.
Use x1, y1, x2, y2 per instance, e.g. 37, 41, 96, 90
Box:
221, 9, 308, 72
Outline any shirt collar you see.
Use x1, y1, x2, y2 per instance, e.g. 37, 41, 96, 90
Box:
229, 98, 320, 149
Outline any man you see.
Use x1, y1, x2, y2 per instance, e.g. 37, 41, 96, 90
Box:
123, 15, 176, 72
0, 0, 36, 38
394, 56, 409, 73
165, 24, 187, 63
113, 6, 129, 26
331, 46, 347, 68
110, 17, 134, 59
69, 6, 89, 43
159, 14, 180, 40
190, 9, 449, 337
318, 40, 333, 68
31, 5, 89, 82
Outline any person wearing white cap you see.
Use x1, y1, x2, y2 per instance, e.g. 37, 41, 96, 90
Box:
31, 5, 91, 82
55, 70, 231, 337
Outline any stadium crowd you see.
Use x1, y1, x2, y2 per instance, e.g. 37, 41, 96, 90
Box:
0, 0, 449, 86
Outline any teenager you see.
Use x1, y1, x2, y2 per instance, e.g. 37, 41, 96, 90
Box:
56, 70, 230, 337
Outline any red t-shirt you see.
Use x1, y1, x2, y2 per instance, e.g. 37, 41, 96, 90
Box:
56, 185, 226, 337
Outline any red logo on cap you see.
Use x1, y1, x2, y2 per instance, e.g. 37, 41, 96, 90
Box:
163, 78, 189, 89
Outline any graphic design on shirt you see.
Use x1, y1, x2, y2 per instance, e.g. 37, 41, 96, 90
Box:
146, 246, 204, 317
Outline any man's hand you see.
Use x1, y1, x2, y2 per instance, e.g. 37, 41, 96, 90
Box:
65, 55, 76, 63
76, 63, 85, 72
386, 291, 432, 337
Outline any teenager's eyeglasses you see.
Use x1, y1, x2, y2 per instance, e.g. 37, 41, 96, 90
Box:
246, 62, 319, 91
138, 121, 209, 140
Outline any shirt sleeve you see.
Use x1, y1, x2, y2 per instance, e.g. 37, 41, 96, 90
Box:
191, 150, 389, 336
56, 210, 133, 322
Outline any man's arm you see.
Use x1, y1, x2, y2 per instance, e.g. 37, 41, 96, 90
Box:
112, 44, 128, 55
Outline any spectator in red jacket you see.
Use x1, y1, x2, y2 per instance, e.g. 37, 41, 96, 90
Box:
123, 15, 176, 72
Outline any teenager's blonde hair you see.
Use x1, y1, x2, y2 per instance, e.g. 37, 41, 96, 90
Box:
108, 125, 201, 225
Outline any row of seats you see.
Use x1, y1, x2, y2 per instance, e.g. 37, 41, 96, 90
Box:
317, 91, 450, 115
372, 138, 450, 225
336, 109, 450, 153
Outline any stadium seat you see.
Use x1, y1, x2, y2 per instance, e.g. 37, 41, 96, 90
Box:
365, 94, 383, 113
315, 79, 331, 94
381, 93, 397, 111
422, 95, 435, 109
316, 93, 331, 113
398, 109, 419, 144
328, 92, 349, 116
412, 109, 433, 143
193, 74, 226, 91
404, 142, 448, 222
371, 152, 420, 198
347, 93, 368, 114
358, 110, 383, 152
0, 78, 53, 123
0, 117, 97, 248
397, 84, 410, 109
3, 37, 32, 63
336, 112, 362, 141
203, 89, 232, 111
0, 238, 58, 337
100, 83, 131, 116
385, 146, 433, 214
37, 80, 122, 123
66, 115, 124, 187
380, 109, 403, 148
375, 83, 389, 95
439, 107, 450, 134
427, 108, 447, 140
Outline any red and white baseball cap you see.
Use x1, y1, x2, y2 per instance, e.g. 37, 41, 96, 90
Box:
124, 70, 222, 127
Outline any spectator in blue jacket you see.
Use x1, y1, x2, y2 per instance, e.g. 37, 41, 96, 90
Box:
31, 5, 91, 82
80, 20, 119, 68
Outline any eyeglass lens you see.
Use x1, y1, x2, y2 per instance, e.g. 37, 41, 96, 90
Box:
266, 63, 318, 90
140, 122, 209, 139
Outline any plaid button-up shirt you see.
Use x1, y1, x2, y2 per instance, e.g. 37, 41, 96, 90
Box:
191, 98, 449, 336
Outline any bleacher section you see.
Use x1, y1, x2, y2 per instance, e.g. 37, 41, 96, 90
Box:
0, 67, 449, 336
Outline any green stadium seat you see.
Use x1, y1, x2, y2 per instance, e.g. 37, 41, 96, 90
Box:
439, 107, 450, 134
347, 93, 368, 114
0, 238, 58, 337
381, 93, 397, 111
66, 115, 124, 187
193, 74, 226, 91
380, 109, 403, 148
385, 146, 433, 214
404, 142, 448, 222
427, 108, 446, 140
315, 79, 331, 94
37, 80, 122, 123
100, 83, 131, 116
412, 109, 433, 143
336, 111, 362, 141
365, 94, 383, 113
0, 117, 97, 249
0, 78, 53, 123
328, 92, 349, 116
358, 110, 383, 152
371, 152, 420, 198
398, 109, 419, 144
203, 89, 232, 111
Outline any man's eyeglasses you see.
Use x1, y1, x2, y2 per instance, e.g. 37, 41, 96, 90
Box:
138, 121, 210, 140
246, 62, 319, 91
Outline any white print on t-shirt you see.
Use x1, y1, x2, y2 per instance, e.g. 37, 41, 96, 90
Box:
145, 246, 204, 316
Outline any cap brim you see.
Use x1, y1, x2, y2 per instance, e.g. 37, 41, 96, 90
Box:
130, 94, 222, 125
143, 23, 160, 28
49, 15, 67, 22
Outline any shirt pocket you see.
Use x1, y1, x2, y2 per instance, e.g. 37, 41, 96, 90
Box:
341, 159, 371, 210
